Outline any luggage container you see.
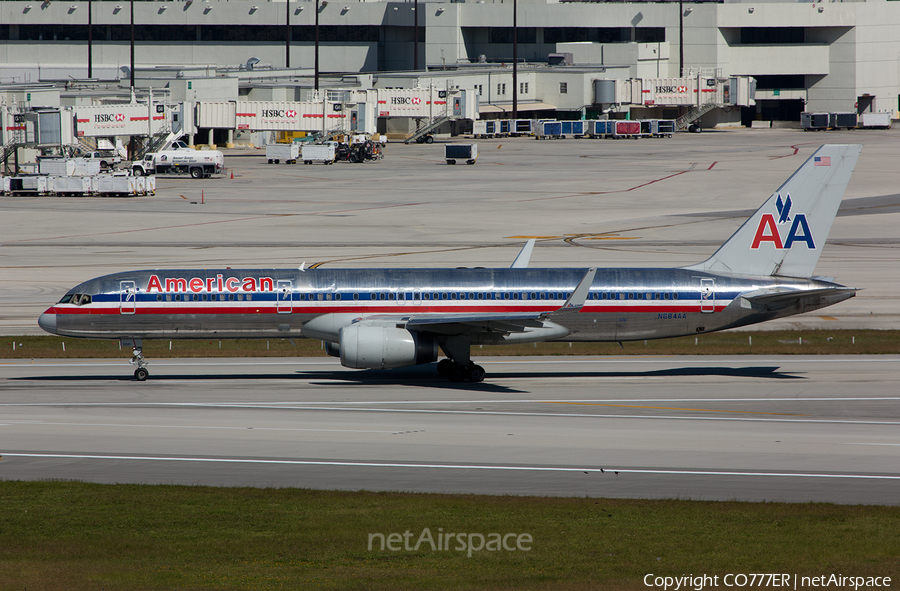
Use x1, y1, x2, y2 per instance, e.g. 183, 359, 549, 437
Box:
638, 120, 653, 138
6, 176, 50, 194
859, 112, 892, 129
592, 120, 615, 138
301, 143, 337, 165
560, 121, 585, 137
651, 119, 675, 137
831, 112, 858, 130
499, 120, 512, 136
538, 121, 562, 139
801, 113, 830, 131
39, 158, 101, 177
134, 176, 156, 196
513, 119, 534, 136
49, 176, 93, 195
266, 143, 301, 164
445, 144, 478, 165
93, 175, 137, 196
473, 120, 500, 138
614, 120, 641, 138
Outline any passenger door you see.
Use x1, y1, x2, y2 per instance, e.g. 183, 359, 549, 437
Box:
120, 281, 136, 315
277, 280, 293, 314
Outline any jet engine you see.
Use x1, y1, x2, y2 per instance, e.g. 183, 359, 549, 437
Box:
338, 324, 438, 370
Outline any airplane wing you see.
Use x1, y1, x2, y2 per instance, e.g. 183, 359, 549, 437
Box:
355, 268, 597, 337
739, 286, 857, 310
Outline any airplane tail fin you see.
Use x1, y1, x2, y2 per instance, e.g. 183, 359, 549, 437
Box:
685, 144, 861, 278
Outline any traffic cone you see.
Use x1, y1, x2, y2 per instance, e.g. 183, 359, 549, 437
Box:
230, 170, 234, 179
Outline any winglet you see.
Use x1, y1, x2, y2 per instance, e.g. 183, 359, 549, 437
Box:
510, 239, 536, 269
550, 268, 596, 314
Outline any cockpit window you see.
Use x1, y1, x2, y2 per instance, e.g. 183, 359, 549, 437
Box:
62, 293, 92, 306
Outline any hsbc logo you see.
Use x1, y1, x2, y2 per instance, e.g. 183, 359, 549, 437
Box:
95, 113, 125, 123
262, 109, 296, 118
751, 194, 815, 250
391, 96, 423, 105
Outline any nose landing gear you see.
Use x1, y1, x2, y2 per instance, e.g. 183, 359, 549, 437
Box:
127, 339, 149, 381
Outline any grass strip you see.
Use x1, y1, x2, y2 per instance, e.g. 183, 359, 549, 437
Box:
0, 481, 898, 590
2, 330, 899, 360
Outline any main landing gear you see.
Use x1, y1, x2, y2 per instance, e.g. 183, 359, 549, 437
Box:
436, 336, 485, 383
436, 359, 485, 383
129, 343, 149, 381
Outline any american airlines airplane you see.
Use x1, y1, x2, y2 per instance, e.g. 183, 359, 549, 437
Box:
39, 144, 861, 383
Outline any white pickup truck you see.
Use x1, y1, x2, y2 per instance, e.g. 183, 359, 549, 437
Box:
84, 151, 123, 170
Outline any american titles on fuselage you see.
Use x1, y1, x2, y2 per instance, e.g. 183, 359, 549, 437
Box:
147, 274, 276, 294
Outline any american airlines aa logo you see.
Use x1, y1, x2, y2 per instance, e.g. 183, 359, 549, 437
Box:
751, 193, 815, 250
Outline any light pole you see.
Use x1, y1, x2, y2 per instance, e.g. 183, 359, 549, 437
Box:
286, 0, 291, 68
678, 0, 684, 77
87, 0, 92, 78
130, 0, 135, 88
315, 0, 320, 90
414, 0, 419, 71
512, 0, 517, 120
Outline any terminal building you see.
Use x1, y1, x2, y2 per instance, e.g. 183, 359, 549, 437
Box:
1, 0, 899, 138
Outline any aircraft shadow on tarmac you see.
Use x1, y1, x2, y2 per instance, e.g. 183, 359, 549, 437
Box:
13, 365, 804, 391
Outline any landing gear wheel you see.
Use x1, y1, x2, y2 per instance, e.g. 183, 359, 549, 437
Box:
446, 364, 465, 383
466, 364, 485, 383
437, 358, 454, 377
134, 367, 149, 381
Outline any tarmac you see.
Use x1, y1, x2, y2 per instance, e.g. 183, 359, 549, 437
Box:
1, 355, 898, 504
1, 128, 899, 502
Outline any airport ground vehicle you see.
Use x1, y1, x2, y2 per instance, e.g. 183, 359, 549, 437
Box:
266, 143, 300, 164
301, 144, 336, 165
132, 149, 224, 178
445, 144, 477, 165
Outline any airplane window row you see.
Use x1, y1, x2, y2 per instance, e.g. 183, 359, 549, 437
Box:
156, 293, 254, 302
143, 290, 681, 303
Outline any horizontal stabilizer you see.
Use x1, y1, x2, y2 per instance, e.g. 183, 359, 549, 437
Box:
738, 286, 857, 309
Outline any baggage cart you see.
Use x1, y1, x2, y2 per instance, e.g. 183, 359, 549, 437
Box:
445, 144, 478, 165
266, 143, 301, 164
301, 144, 337, 165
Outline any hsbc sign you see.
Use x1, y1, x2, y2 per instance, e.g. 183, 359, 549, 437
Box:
94, 113, 125, 123
262, 109, 297, 118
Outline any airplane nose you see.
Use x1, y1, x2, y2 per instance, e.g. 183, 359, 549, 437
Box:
38, 311, 57, 334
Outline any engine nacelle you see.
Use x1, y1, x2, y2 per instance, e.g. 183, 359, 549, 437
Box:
339, 324, 438, 370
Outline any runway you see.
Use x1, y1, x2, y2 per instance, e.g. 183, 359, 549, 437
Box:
2, 355, 898, 505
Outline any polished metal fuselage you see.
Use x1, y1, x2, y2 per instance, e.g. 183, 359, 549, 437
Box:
42, 267, 854, 343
